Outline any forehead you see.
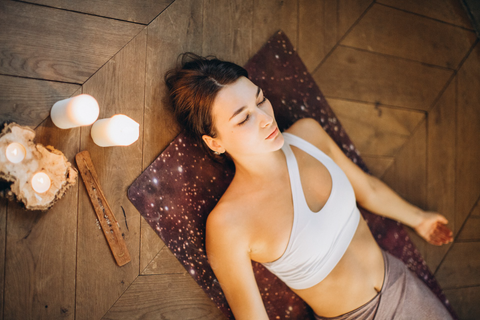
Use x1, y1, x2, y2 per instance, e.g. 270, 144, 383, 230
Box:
212, 77, 258, 119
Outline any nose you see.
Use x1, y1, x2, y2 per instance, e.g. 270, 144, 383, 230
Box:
259, 108, 273, 128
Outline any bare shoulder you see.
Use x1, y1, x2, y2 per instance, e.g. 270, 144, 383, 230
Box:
206, 191, 252, 251
285, 118, 331, 154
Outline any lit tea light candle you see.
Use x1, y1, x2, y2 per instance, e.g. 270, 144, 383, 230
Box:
31, 172, 51, 194
6, 142, 26, 163
51, 94, 99, 129
91, 114, 139, 147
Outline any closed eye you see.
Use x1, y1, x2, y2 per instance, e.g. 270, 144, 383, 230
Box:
258, 96, 267, 106
238, 114, 249, 125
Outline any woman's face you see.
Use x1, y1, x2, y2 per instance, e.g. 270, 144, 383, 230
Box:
203, 76, 284, 159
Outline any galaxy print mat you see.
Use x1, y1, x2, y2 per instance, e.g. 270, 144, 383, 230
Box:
128, 31, 456, 319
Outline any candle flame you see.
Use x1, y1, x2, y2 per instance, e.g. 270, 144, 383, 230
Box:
38, 177, 44, 184
12, 148, 17, 156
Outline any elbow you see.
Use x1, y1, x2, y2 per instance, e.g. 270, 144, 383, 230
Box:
356, 175, 381, 208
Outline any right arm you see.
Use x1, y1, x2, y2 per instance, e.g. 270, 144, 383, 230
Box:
205, 207, 269, 320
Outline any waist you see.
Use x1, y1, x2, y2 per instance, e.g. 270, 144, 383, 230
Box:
294, 218, 385, 317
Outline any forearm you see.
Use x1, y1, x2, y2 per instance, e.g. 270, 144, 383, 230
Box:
358, 175, 424, 228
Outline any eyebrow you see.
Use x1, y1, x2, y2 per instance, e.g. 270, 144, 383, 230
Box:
229, 86, 261, 121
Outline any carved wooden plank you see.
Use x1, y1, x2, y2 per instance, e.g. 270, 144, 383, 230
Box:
102, 274, 226, 320
0, 1, 143, 83
455, 43, 480, 235
0, 75, 80, 128
327, 98, 425, 156
436, 242, 480, 288
378, 0, 473, 29
202, 0, 254, 65
21, 0, 173, 24
76, 151, 131, 266
141, 0, 204, 272
313, 46, 453, 110
342, 4, 477, 69
252, 0, 298, 53
76, 29, 146, 320
425, 77, 456, 270
4, 116, 79, 320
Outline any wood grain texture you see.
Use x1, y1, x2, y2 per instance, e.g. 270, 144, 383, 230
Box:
298, 0, 337, 72
202, 0, 254, 65
336, 0, 373, 41
141, 245, 187, 275
384, 121, 428, 257
252, 0, 298, 54
455, 43, 480, 236
0, 1, 143, 83
298, 0, 373, 72
361, 155, 394, 178
76, 29, 146, 320
4, 117, 79, 320
425, 77, 456, 271
141, 0, 204, 273
314, 46, 453, 110
444, 286, 480, 320
0, 75, 80, 128
20, 0, 173, 24
436, 242, 480, 288
0, 198, 6, 318
342, 4, 477, 69
327, 98, 425, 156
377, 0, 473, 29
457, 199, 480, 241
102, 274, 226, 320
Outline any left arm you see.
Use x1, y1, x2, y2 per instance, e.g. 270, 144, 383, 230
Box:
290, 118, 453, 246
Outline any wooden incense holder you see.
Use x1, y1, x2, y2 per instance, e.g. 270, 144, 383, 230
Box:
76, 151, 131, 267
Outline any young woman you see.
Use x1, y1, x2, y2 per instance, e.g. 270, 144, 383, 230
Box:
165, 53, 454, 320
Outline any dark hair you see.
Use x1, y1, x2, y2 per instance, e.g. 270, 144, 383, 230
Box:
165, 53, 248, 161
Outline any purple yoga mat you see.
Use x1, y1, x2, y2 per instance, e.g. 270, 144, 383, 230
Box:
128, 30, 457, 319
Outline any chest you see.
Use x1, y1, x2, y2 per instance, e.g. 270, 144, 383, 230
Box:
249, 150, 334, 262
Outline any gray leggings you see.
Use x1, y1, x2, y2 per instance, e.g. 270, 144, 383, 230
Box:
314, 250, 453, 320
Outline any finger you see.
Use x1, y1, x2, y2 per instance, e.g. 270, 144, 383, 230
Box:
436, 214, 449, 224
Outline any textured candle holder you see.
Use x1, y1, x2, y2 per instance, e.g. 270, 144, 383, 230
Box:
0, 123, 77, 211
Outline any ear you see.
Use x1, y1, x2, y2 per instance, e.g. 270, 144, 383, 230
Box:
202, 135, 225, 154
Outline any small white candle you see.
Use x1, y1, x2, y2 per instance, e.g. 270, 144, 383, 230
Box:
31, 172, 51, 194
91, 114, 139, 147
51, 94, 99, 129
6, 142, 26, 163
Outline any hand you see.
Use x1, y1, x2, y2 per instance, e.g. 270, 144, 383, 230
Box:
414, 211, 453, 246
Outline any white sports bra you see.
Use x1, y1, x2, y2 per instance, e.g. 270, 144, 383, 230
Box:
261, 133, 360, 290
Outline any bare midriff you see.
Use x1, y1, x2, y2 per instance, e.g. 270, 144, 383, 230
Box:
291, 216, 385, 317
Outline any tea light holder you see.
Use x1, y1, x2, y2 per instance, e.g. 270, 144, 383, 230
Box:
0, 123, 77, 211
6, 142, 26, 163
31, 172, 51, 194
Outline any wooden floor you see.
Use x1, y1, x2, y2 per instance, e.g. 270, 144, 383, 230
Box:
1, 0, 479, 319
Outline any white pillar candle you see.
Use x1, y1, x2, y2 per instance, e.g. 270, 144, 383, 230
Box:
6, 142, 26, 163
31, 172, 51, 194
51, 94, 99, 129
91, 114, 139, 147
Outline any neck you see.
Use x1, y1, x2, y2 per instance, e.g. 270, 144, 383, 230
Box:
231, 148, 286, 182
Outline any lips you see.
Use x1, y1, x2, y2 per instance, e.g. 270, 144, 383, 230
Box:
266, 127, 278, 140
